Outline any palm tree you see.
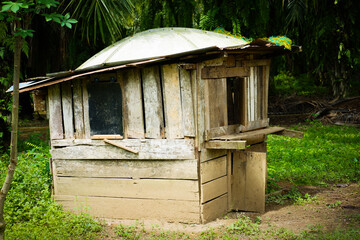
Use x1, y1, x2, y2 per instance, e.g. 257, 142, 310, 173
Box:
61, 0, 134, 44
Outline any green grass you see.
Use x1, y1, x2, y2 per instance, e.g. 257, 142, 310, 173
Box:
0, 123, 359, 239
267, 122, 360, 186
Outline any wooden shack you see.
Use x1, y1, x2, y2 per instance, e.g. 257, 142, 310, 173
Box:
15, 28, 302, 223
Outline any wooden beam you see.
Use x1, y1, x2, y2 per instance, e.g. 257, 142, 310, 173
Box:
205, 140, 246, 150
213, 126, 284, 141
242, 59, 271, 67
201, 66, 249, 79
48, 85, 63, 140
90, 135, 123, 140
104, 139, 139, 154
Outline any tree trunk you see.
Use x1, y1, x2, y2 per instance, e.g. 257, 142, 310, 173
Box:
0, 34, 23, 240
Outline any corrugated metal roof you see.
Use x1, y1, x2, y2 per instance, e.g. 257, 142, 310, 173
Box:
77, 28, 248, 70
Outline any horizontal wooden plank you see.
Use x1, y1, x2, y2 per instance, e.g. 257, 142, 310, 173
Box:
201, 176, 227, 203
201, 66, 249, 79
200, 156, 227, 183
104, 139, 139, 154
242, 59, 271, 67
205, 119, 269, 140
273, 129, 304, 138
54, 195, 200, 223
201, 194, 228, 223
205, 140, 246, 150
50, 139, 195, 160
200, 149, 227, 163
53, 159, 198, 179
91, 135, 123, 140
213, 126, 284, 141
55, 177, 199, 201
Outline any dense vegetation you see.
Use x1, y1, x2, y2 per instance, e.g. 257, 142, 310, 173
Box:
0, 123, 359, 239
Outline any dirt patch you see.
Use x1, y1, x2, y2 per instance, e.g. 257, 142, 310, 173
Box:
103, 183, 360, 237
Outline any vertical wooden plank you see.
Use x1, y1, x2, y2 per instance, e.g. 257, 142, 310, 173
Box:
179, 68, 195, 137
48, 85, 63, 140
121, 68, 145, 138
142, 66, 163, 138
244, 151, 266, 212
227, 151, 232, 211
161, 64, 184, 139
197, 63, 205, 149
191, 69, 198, 145
61, 82, 74, 139
257, 67, 264, 120
240, 78, 248, 126
73, 80, 84, 139
82, 79, 91, 139
231, 150, 266, 212
206, 79, 227, 129
263, 64, 270, 119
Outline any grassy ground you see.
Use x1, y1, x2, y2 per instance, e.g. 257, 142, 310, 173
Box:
0, 122, 359, 239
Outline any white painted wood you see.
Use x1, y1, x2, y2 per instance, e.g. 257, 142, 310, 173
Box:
54, 177, 199, 201
121, 68, 145, 138
72, 80, 84, 139
142, 66, 163, 138
201, 176, 227, 203
179, 68, 195, 137
53, 159, 198, 179
161, 64, 184, 139
50, 139, 195, 160
48, 85, 63, 140
55, 195, 200, 223
200, 156, 227, 183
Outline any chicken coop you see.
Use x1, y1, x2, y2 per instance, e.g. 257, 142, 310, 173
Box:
13, 28, 302, 223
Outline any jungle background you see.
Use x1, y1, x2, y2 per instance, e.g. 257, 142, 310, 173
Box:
0, 0, 359, 239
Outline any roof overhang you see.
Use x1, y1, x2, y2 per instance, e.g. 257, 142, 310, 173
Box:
8, 38, 301, 94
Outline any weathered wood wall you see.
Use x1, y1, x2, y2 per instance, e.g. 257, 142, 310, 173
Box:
46, 55, 271, 223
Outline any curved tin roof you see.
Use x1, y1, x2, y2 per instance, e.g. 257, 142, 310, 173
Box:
77, 27, 248, 70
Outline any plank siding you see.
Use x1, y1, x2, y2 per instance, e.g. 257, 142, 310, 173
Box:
48, 85, 63, 139
55, 195, 200, 223
50, 139, 195, 160
121, 69, 145, 138
53, 159, 198, 179
142, 66, 163, 138
72, 80, 84, 138
55, 177, 199, 201
162, 64, 184, 139
179, 68, 195, 137
200, 156, 227, 183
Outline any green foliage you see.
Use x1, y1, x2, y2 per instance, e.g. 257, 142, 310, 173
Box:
0, 144, 103, 239
267, 122, 360, 185
226, 215, 260, 236
272, 71, 328, 96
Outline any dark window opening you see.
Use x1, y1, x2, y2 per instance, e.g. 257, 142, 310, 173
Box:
87, 82, 123, 136
227, 77, 246, 125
